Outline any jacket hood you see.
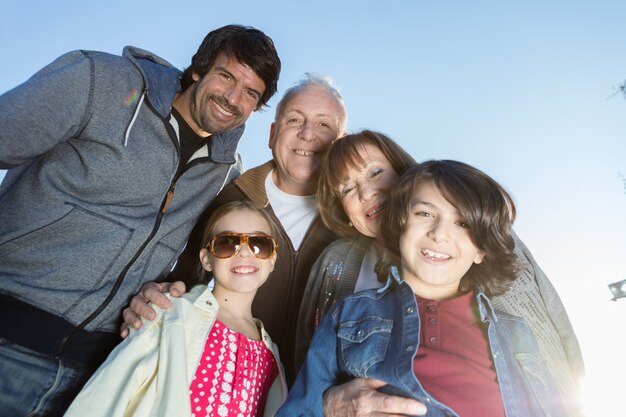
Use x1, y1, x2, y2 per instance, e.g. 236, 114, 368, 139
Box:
123, 46, 181, 119
122, 46, 245, 164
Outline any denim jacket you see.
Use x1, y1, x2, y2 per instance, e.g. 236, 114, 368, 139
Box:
278, 266, 570, 417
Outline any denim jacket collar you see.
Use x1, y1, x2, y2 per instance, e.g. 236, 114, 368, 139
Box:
385, 265, 498, 323
475, 291, 498, 323
378, 265, 402, 293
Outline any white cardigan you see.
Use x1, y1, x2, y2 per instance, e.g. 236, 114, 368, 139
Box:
65, 285, 287, 417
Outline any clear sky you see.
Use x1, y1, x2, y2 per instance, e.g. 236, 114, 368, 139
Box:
1, 1, 625, 415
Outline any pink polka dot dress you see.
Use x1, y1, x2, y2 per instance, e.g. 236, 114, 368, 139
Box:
189, 320, 277, 417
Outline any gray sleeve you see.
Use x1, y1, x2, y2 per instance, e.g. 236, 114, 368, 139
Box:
513, 232, 585, 378
294, 246, 332, 372
492, 231, 585, 415
0, 50, 93, 169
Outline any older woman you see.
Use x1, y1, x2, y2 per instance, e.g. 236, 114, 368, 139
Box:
296, 130, 584, 416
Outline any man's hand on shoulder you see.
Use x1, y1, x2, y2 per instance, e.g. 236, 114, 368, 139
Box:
119, 281, 186, 338
322, 378, 427, 417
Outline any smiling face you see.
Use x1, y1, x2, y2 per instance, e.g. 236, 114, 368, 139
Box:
399, 181, 484, 300
269, 85, 344, 195
338, 143, 400, 238
175, 53, 266, 137
199, 208, 276, 296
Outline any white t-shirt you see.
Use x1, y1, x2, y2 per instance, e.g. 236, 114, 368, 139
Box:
354, 243, 384, 292
265, 170, 318, 250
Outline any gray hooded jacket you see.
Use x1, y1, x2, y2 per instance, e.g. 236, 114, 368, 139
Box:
0, 47, 244, 338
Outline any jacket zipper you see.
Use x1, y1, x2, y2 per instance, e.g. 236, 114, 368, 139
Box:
56, 181, 176, 356
56, 106, 182, 357
284, 217, 320, 319
56, 114, 235, 356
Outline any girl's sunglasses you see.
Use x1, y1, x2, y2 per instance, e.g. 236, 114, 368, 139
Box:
208, 233, 278, 260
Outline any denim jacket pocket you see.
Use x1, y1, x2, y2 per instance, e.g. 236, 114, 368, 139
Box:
515, 352, 553, 417
338, 316, 393, 377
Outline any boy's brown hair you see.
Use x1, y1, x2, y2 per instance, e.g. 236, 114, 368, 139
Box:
378, 160, 520, 297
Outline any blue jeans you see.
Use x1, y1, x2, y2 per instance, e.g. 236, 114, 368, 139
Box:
0, 338, 91, 417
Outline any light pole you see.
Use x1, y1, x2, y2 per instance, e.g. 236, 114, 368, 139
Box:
608, 279, 626, 301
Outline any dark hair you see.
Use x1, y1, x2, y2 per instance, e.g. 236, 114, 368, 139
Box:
318, 130, 416, 237
197, 200, 279, 282
180, 24, 281, 109
378, 160, 519, 297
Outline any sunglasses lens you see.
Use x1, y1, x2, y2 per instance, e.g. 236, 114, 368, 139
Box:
210, 234, 276, 259
212, 235, 241, 258
248, 236, 275, 259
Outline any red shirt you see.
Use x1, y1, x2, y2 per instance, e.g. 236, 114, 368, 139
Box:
189, 320, 277, 417
413, 292, 505, 417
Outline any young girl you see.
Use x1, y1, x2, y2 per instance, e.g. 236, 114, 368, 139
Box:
278, 160, 571, 417
65, 201, 287, 417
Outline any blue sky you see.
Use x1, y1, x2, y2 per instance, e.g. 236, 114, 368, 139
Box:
1, 1, 625, 414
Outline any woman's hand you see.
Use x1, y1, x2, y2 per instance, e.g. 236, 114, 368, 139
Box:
323, 378, 427, 417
